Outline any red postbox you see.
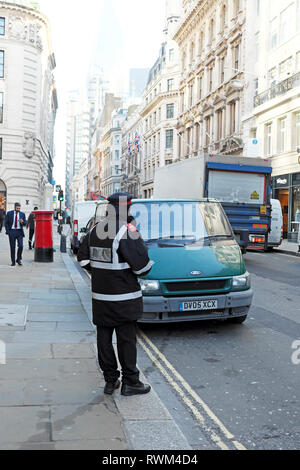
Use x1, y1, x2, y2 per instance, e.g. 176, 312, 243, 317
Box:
33, 211, 54, 263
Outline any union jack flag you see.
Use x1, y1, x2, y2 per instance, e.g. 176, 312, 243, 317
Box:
134, 132, 140, 153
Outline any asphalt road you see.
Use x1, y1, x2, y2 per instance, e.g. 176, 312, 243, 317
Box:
137, 251, 300, 450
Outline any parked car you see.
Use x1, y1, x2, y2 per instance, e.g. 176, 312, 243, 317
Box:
70, 201, 98, 254
93, 199, 253, 324
267, 199, 283, 251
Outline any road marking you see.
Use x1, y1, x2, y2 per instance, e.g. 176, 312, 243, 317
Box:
138, 330, 247, 451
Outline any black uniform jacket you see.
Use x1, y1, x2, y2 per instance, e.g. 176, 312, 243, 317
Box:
77, 217, 154, 327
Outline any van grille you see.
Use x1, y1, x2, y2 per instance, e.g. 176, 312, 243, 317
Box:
164, 280, 229, 294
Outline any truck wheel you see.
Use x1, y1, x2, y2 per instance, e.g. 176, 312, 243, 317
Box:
228, 315, 247, 324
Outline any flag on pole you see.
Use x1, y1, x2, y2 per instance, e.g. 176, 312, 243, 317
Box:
134, 132, 140, 153
128, 140, 133, 156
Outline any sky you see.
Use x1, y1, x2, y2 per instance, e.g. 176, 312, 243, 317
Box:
38, 0, 168, 186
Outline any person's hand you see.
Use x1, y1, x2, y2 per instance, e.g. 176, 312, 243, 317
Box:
19, 219, 24, 225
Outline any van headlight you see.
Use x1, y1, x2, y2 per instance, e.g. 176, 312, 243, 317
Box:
232, 272, 251, 291
139, 280, 160, 293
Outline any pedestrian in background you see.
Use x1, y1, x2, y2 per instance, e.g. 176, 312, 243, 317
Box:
0, 205, 6, 233
77, 192, 154, 396
26, 207, 38, 250
5, 202, 26, 266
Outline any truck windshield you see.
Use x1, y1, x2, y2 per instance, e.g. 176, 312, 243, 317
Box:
130, 201, 233, 244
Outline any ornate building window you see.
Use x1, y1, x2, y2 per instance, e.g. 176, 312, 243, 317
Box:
278, 117, 287, 153
189, 83, 194, 107
190, 42, 195, 64
234, 43, 240, 72
167, 103, 175, 119
209, 19, 215, 44
166, 129, 174, 149
0, 92, 3, 123
230, 101, 237, 135
199, 31, 204, 56
0, 18, 5, 36
198, 76, 203, 100
0, 51, 4, 78
296, 112, 300, 148
220, 56, 225, 83
208, 66, 213, 92
167, 78, 175, 92
265, 123, 273, 156
220, 5, 226, 32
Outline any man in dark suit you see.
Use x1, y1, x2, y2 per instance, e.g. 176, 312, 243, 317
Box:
5, 203, 27, 266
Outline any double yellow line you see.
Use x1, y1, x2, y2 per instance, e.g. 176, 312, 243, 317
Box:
137, 329, 246, 451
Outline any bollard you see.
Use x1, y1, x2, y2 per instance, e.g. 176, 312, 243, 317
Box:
60, 234, 67, 253
33, 211, 54, 263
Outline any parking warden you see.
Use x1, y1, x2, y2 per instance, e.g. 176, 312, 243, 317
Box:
77, 193, 154, 396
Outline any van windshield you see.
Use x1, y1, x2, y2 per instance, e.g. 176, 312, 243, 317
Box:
130, 201, 233, 245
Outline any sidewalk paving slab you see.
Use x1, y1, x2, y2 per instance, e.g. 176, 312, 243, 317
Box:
0, 228, 191, 450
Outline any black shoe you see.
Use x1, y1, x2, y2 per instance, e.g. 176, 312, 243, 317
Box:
17, 261, 23, 266
11, 262, 16, 267
121, 381, 151, 397
104, 380, 121, 395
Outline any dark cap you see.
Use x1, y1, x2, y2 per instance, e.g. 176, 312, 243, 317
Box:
14, 202, 21, 208
107, 192, 133, 207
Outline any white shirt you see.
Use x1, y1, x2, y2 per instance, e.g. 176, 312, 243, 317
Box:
11, 211, 21, 230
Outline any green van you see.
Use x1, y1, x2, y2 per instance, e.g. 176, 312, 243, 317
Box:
95, 199, 253, 324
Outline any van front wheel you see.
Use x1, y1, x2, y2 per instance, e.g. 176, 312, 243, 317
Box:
228, 315, 248, 324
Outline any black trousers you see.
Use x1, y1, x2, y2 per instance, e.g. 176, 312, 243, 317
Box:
96, 322, 140, 385
8, 230, 23, 263
0, 218, 3, 232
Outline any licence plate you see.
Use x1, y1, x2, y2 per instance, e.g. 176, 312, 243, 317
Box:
179, 300, 218, 312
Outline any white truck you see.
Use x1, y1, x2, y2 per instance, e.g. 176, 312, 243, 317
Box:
154, 155, 273, 251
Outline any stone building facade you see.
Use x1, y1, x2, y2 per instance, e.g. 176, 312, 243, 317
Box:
174, 0, 246, 159
0, 0, 57, 213
100, 108, 127, 198
121, 105, 143, 198
243, 0, 300, 240
140, 5, 181, 198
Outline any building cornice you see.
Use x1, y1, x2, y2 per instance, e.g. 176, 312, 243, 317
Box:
0, 1, 49, 26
